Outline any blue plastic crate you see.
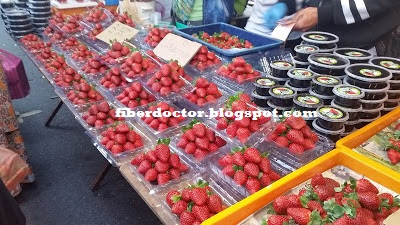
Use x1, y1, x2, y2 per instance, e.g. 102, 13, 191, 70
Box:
173, 23, 282, 60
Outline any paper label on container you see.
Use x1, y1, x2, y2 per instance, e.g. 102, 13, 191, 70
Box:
270, 23, 295, 41
96, 21, 139, 44
153, 33, 202, 67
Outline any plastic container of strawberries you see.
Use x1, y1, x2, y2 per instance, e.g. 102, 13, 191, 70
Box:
208, 143, 293, 200
128, 143, 197, 194
54, 84, 105, 112
156, 173, 239, 224
85, 121, 155, 167
131, 24, 175, 50
118, 50, 162, 83
98, 41, 139, 67
81, 7, 114, 28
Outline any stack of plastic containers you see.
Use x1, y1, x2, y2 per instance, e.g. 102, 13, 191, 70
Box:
309, 75, 342, 105
293, 93, 323, 127
251, 77, 277, 108
301, 31, 339, 53
286, 68, 314, 93
27, 0, 50, 33
0, 0, 14, 21
312, 105, 349, 142
369, 57, 400, 115
308, 53, 350, 79
334, 48, 373, 64
293, 44, 318, 68
267, 85, 297, 113
3, 8, 34, 39
268, 59, 295, 84
343, 64, 392, 128
13, 0, 28, 9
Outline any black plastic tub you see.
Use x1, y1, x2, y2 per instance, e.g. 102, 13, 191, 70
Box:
308, 53, 350, 76
5, 10, 30, 20
344, 119, 359, 133
301, 31, 339, 49
369, 57, 400, 78
332, 84, 365, 109
345, 63, 391, 88
316, 105, 349, 131
29, 11, 51, 18
28, 0, 50, 7
251, 90, 270, 108
294, 44, 319, 61
312, 75, 341, 96
268, 85, 297, 108
293, 93, 323, 112
359, 104, 384, 120
384, 99, 399, 108
270, 60, 295, 78
312, 120, 344, 142
7, 18, 31, 26
27, 5, 51, 13
293, 57, 310, 68
360, 93, 388, 109
285, 80, 310, 94
387, 89, 400, 100
267, 74, 289, 85
309, 87, 335, 105
1, 1, 14, 8
334, 48, 373, 64
253, 77, 276, 96
331, 100, 361, 122
287, 68, 314, 88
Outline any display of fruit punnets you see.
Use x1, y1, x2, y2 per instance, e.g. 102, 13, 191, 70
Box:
119, 51, 158, 78
140, 101, 186, 133
60, 15, 83, 34
165, 179, 229, 224
189, 46, 221, 72
101, 41, 136, 65
261, 172, 400, 225
80, 101, 124, 128
182, 77, 223, 107
99, 68, 130, 89
193, 31, 253, 49
130, 138, 190, 185
268, 116, 320, 154
216, 57, 261, 84
20, 34, 51, 54
216, 146, 282, 194
97, 122, 144, 154
53, 67, 85, 88
144, 27, 172, 48
87, 23, 104, 41
114, 81, 156, 109
71, 44, 97, 64
114, 12, 136, 28
215, 93, 271, 144
81, 58, 108, 75
59, 36, 80, 52
175, 119, 227, 161
66, 83, 104, 105
85, 7, 109, 24
146, 61, 192, 96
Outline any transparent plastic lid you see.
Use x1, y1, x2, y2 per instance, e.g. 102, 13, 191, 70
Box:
293, 93, 323, 109
287, 68, 314, 80
312, 75, 341, 87
294, 44, 319, 54
369, 56, 400, 73
333, 84, 365, 99
302, 31, 339, 44
359, 112, 381, 123
334, 48, 373, 60
269, 85, 297, 99
253, 77, 276, 88
308, 53, 350, 69
344, 119, 360, 125
269, 60, 295, 70
316, 106, 349, 123
362, 103, 384, 113
293, 57, 310, 65
285, 80, 311, 92
343, 77, 390, 93
359, 93, 388, 104
345, 64, 392, 82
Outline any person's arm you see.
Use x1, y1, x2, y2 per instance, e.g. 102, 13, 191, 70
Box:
319, 0, 400, 26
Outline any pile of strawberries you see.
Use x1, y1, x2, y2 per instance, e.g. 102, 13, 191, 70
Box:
131, 139, 189, 185
144, 27, 172, 48
218, 146, 281, 194
54, 67, 86, 88
194, 31, 253, 49
99, 67, 129, 89
376, 123, 400, 165
60, 36, 80, 51
61, 15, 83, 34
189, 46, 221, 71
265, 173, 400, 225
115, 12, 135, 28
119, 51, 157, 78
145, 49, 161, 63
43, 54, 68, 74
115, 81, 156, 109
88, 23, 104, 40
166, 180, 226, 224
268, 116, 319, 154
141, 101, 185, 132
66, 82, 103, 105
216, 57, 261, 84
86, 8, 108, 24
45, 29, 64, 44
49, 12, 66, 27
183, 77, 222, 106
20, 34, 50, 54
82, 101, 124, 128
71, 44, 96, 63
101, 41, 133, 65
146, 61, 192, 96
216, 93, 270, 143
81, 58, 108, 75
177, 119, 227, 160
100, 122, 143, 154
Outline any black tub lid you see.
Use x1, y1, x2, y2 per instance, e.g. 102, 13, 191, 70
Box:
253, 77, 276, 88
269, 85, 297, 99
334, 48, 373, 60
287, 68, 314, 80
333, 84, 365, 99
369, 57, 400, 73
345, 63, 392, 82
316, 106, 349, 122
293, 93, 323, 108
270, 60, 295, 70
308, 53, 350, 69
301, 31, 339, 44
294, 44, 319, 54
312, 75, 341, 87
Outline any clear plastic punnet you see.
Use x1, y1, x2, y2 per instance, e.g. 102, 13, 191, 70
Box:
81, 7, 114, 28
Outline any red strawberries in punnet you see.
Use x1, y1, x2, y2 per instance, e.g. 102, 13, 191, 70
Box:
60, 36, 80, 51
81, 101, 124, 128
115, 81, 156, 109
146, 61, 191, 96
100, 68, 129, 89
176, 119, 227, 160
130, 138, 189, 185
115, 12, 135, 27
119, 51, 158, 78
100, 122, 144, 154
193, 31, 253, 49
165, 180, 227, 224
86, 8, 108, 24
49, 11, 66, 27
268, 116, 319, 154
216, 57, 261, 84
71, 44, 96, 64
66, 82, 104, 105
145, 50, 161, 63
54, 67, 85, 88
88, 23, 104, 40
61, 15, 83, 34
141, 101, 185, 133
43, 54, 68, 74
81, 58, 108, 75
183, 77, 222, 107
190, 46, 221, 71
144, 27, 172, 48
216, 93, 270, 143
218, 146, 281, 194
101, 41, 134, 65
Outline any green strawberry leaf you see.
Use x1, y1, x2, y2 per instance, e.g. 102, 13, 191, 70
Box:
343, 192, 358, 200
261, 219, 267, 225
393, 196, 400, 207
233, 165, 243, 171
265, 204, 276, 215
157, 138, 170, 145
171, 194, 182, 203
261, 152, 269, 158
187, 202, 194, 212
307, 210, 324, 225
349, 179, 357, 190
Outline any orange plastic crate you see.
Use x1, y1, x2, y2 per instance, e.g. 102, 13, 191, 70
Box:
202, 148, 400, 225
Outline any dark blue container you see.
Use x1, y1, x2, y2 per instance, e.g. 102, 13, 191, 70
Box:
173, 23, 282, 60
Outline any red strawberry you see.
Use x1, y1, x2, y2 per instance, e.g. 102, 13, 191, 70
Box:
155, 161, 169, 173
306, 201, 324, 214
287, 208, 311, 225
181, 188, 191, 202
387, 149, 400, 165
195, 137, 210, 150
138, 160, 152, 174
157, 173, 170, 185
325, 178, 340, 190
269, 171, 281, 181
191, 188, 208, 205
156, 144, 171, 162
169, 168, 181, 179
180, 211, 196, 225
378, 193, 394, 205
274, 123, 288, 135
285, 116, 307, 130
273, 195, 291, 214
275, 136, 289, 148
313, 185, 335, 201
236, 128, 251, 143
266, 215, 289, 225
286, 129, 305, 144
232, 152, 246, 166
245, 177, 261, 194
207, 195, 223, 213
288, 143, 305, 154
214, 136, 227, 147
216, 118, 228, 130
302, 138, 316, 150
171, 200, 187, 215
194, 148, 208, 159
115, 123, 130, 133
332, 216, 350, 225
233, 170, 248, 185
357, 192, 381, 210
131, 153, 145, 166
166, 189, 180, 206
244, 163, 260, 177
311, 173, 326, 187
243, 147, 261, 163
356, 179, 379, 194
192, 205, 210, 222
144, 168, 158, 181
222, 165, 235, 177
258, 157, 271, 174
259, 173, 271, 187
169, 154, 181, 168
226, 123, 238, 138
218, 154, 233, 167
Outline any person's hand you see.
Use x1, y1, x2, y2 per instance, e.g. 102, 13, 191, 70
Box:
264, 3, 288, 30
281, 7, 318, 32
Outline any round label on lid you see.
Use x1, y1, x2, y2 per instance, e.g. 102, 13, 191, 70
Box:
297, 95, 320, 104
336, 86, 362, 96
291, 69, 313, 78
296, 45, 318, 52
308, 34, 327, 41
345, 51, 365, 57
319, 107, 344, 119
272, 61, 293, 68
380, 61, 400, 69
272, 87, 294, 95
317, 57, 338, 65
359, 68, 382, 77
316, 76, 339, 85
256, 78, 275, 86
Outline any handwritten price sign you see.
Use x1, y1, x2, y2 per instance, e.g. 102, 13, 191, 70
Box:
96, 21, 139, 44
153, 33, 202, 67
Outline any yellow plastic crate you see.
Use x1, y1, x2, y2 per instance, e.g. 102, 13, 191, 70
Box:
202, 148, 400, 225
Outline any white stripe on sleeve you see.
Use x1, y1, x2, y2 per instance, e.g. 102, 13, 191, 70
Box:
340, 0, 356, 24
354, 0, 370, 20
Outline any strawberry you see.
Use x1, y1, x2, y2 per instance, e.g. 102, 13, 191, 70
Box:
180, 211, 196, 225
266, 215, 289, 225
243, 147, 261, 163
181, 188, 191, 202
356, 179, 379, 194
222, 165, 235, 177
258, 157, 271, 174
357, 192, 381, 210
195, 137, 209, 150
275, 136, 289, 147
325, 178, 340, 190
311, 173, 326, 187
286, 129, 305, 144
387, 149, 400, 165
236, 127, 251, 143
166, 189, 180, 206
233, 170, 248, 185
273, 195, 291, 214
155, 161, 169, 173
273, 123, 288, 135
169, 154, 181, 168
214, 136, 227, 148
332, 216, 350, 225
157, 173, 170, 185
287, 208, 311, 225
171, 200, 187, 215
194, 149, 208, 159
218, 154, 233, 167
313, 185, 335, 201
245, 177, 261, 194
217, 118, 229, 130
156, 143, 170, 162
131, 153, 145, 166
302, 138, 316, 150
192, 123, 206, 137
144, 168, 158, 181
378, 193, 394, 205
232, 152, 246, 166
192, 205, 210, 222
288, 143, 305, 154
269, 171, 281, 181
259, 173, 271, 187
207, 195, 223, 213
191, 187, 208, 205
138, 160, 152, 174
306, 201, 324, 214
285, 116, 307, 130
